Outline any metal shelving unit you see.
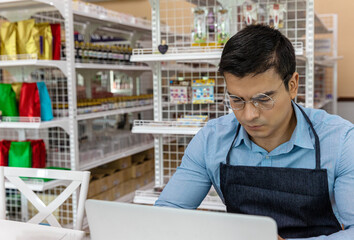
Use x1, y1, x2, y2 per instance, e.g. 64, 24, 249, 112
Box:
131, 0, 338, 211
0, 0, 155, 228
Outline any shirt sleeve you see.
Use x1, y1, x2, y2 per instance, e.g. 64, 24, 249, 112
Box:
154, 128, 212, 209
287, 127, 354, 240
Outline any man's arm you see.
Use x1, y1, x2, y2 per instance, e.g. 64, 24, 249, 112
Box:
288, 127, 354, 240
155, 130, 212, 209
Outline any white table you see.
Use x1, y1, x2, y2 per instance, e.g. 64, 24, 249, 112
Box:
0, 219, 85, 240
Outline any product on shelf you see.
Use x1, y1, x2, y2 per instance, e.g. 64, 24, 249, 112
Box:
177, 115, 208, 127
28, 139, 46, 168
36, 23, 53, 60
0, 83, 19, 117
0, 21, 17, 60
0, 140, 11, 166
191, 78, 215, 104
77, 94, 153, 115
1, 20, 62, 60
19, 82, 41, 118
1, 139, 47, 168
8, 141, 32, 168
242, 2, 258, 25
74, 41, 133, 65
11, 82, 22, 102
37, 82, 54, 121
192, 7, 207, 44
169, 86, 188, 104
158, 40, 168, 54
16, 19, 38, 56
19, 82, 53, 121
50, 23, 61, 60
217, 8, 231, 45
268, 3, 286, 29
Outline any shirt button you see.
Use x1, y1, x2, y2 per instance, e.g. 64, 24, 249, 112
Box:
265, 156, 269, 159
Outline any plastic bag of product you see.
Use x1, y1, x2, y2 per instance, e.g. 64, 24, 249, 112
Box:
8, 141, 32, 168
268, 3, 286, 29
19, 82, 41, 118
16, 19, 38, 57
0, 140, 12, 166
0, 83, 19, 117
28, 139, 46, 168
217, 7, 231, 45
35, 22, 53, 60
11, 82, 22, 102
37, 82, 53, 121
192, 7, 207, 44
242, 2, 258, 26
50, 23, 61, 60
0, 21, 17, 60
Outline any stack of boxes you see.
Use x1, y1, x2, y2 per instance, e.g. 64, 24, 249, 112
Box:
87, 148, 155, 201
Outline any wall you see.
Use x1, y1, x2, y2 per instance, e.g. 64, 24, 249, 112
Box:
315, 0, 354, 98
96, 0, 151, 20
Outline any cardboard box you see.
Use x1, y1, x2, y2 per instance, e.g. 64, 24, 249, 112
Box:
131, 162, 145, 178
144, 159, 154, 171
107, 170, 124, 187
120, 167, 132, 182
100, 156, 132, 170
132, 152, 146, 164
88, 176, 110, 197
91, 188, 114, 201
145, 148, 154, 160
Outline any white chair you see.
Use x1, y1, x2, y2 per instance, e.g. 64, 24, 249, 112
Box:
0, 166, 90, 230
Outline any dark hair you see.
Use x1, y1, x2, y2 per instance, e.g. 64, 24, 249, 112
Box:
218, 24, 296, 91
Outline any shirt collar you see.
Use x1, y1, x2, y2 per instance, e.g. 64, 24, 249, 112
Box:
233, 101, 314, 150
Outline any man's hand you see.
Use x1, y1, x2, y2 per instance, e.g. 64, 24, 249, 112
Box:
278, 236, 285, 240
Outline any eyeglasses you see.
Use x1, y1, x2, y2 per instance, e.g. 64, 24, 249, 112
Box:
224, 82, 283, 111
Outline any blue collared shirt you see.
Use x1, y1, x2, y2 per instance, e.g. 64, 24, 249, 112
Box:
155, 103, 354, 240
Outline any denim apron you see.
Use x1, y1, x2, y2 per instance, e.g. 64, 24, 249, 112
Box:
220, 105, 342, 238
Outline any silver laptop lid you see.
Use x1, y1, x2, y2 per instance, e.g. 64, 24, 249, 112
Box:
85, 199, 277, 240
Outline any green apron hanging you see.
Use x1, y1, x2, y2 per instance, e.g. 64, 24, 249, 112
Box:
8, 141, 32, 168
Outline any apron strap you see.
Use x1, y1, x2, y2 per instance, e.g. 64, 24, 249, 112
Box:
226, 124, 241, 165
226, 103, 321, 169
294, 103, 321, 169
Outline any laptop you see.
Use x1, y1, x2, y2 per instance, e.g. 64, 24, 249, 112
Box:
86, 199, 277, 240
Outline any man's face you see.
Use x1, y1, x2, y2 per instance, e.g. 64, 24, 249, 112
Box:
224, 69, 298, 143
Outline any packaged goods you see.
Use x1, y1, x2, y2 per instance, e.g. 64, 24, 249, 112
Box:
0, 140, 11, 166
242, 2, 258, 25
192, 8, 207, 44
16, 19, 38, 57
8, 141, 32, 168
11, 82, 22, 102
268, 3, 286, 29
28, 139, 46, 168
0, 21, 17, 60
19, 82, 41, 118
36, 22, 53, 60
191, 78, 215, 104
170, 86, 188, 104
50, 23, 61, 60
37, 82, 53, 121
217, 8, 230, 45
0, 83, 19, 117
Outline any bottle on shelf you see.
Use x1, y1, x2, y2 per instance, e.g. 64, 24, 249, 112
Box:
75, 41, 80, 62
82, 42, 89, 63
61, 40, 66, 60
107, 45, 113, 64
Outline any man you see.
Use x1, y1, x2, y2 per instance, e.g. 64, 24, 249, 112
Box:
155, 25, 354, 240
